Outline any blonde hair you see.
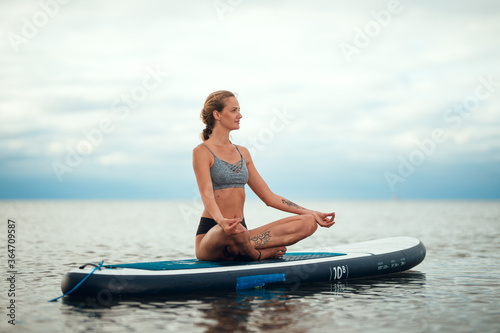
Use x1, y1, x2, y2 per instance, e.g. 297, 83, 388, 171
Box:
200, 90, 235, 141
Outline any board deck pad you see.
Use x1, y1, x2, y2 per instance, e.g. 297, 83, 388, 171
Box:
105, 252, 346, 271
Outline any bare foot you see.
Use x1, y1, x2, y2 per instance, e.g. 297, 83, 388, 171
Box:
259, 246, 287, 260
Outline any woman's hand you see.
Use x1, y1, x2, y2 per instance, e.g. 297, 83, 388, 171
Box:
219, 217, 246, 235
310, 211, 336, 228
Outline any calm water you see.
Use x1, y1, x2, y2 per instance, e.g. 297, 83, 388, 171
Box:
1, 200, 499, 333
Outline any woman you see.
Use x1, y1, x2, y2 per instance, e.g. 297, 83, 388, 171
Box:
193, 90, 335, 261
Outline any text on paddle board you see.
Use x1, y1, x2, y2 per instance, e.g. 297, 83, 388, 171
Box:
329, 265, 348, 280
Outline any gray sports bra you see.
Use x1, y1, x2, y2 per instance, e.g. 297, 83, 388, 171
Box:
201, 144, 249, 190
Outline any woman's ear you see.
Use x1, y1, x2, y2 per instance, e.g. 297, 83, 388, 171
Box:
213, 110, 220, 121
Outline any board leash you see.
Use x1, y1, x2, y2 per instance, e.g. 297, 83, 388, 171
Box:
48, 260, 104, 302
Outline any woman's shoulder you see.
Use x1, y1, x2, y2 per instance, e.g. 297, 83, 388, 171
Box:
235, 144, 252, 160
193, 143, 215, 167
193, 143, 210, 155
234, 144, 247, 150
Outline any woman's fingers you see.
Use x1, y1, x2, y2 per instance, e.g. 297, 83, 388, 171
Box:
317, 212, 335, 227
224, 218, 245, 234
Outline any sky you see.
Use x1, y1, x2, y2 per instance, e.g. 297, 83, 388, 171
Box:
1, 0, 499, 200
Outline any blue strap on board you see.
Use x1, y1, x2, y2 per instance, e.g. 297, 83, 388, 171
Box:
48, 260, 104, 302
236, 273, 286, 290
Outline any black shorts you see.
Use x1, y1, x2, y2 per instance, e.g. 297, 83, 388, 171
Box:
196, 217, 247, 236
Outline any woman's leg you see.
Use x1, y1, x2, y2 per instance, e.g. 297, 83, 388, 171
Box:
249, 214, 317, 249
195, 224, 287, 261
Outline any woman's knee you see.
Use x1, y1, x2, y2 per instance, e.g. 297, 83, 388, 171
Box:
301, 214, 318, 236
195, 248, 209, 261
232, 228, 251, 246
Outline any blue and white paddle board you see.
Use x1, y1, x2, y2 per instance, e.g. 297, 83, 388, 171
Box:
61, 236, 425, 297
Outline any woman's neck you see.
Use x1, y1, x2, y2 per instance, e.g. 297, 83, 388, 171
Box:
210, 126, 232, 146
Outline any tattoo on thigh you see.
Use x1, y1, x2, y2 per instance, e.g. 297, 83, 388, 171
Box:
251, 231, 271, 248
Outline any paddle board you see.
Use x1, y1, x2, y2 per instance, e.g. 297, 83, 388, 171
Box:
60, 236, 425, 298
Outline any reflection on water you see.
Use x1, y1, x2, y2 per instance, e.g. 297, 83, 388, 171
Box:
60, 271, 427, 332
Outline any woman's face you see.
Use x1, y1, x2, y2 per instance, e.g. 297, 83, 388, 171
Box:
217, 96, 242, 130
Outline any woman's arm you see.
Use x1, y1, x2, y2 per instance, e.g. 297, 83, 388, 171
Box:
192, 145, 244, 233
242, 146, 335, 228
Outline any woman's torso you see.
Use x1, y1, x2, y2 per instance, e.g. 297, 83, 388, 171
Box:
200, 143, 248, 220
202, 187, 245, 219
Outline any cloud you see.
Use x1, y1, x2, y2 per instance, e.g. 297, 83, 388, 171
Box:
1, 0, 499, 199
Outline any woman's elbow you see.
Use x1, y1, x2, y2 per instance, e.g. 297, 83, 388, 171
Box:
199, 187, 214, 201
